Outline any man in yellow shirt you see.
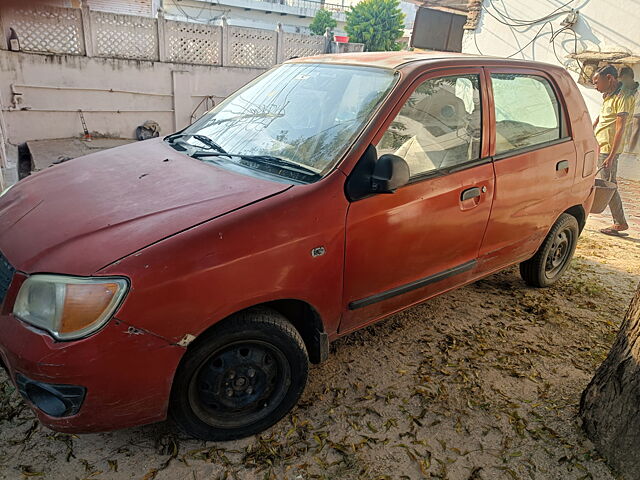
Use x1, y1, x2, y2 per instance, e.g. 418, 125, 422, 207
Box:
593, 65, 633, 236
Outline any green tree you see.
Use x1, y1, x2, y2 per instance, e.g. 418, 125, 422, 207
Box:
345, 0, 405, 52
309, 9, 337, 36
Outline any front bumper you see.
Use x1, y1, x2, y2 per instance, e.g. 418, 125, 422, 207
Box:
0, 296, 184, 433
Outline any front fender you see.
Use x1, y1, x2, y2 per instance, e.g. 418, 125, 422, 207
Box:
99, 173, 349, 344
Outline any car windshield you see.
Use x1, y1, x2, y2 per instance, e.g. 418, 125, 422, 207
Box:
166, 63, 398, 182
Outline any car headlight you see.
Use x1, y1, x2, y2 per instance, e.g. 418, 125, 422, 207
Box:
13, 275, 129, 341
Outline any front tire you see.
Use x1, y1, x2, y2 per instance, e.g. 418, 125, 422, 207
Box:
519, 213, 579, 288
169, 308, 309, 441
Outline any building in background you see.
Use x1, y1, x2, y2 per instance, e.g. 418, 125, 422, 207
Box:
162, 0, 351, 34
46, 0, 417, 39
38, 0, 344, 33
44, 0, 159, 16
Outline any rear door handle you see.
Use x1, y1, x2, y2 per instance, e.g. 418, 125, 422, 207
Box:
461, 187, 481, 201
556, 160, 569, 171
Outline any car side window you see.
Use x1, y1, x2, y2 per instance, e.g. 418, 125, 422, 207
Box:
377, 74, 482, 178
491, 73, 562, 155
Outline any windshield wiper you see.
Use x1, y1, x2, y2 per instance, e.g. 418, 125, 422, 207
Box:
165, 133, 228, 154
193, 152, 320, 178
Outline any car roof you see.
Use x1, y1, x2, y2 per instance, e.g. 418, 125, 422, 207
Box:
286, 50, 557, 72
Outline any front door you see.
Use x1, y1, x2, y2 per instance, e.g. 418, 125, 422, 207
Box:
340, 69, 494, 334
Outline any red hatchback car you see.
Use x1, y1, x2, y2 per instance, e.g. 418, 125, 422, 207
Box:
0, 52, 597, 440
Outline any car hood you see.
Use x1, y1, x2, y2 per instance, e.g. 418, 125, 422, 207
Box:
0, 139, 291, 275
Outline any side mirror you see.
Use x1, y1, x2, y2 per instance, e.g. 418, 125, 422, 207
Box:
371, 154, 410, 193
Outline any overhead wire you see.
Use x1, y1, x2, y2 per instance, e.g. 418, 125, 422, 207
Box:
482, 6, 544, 28
168, 0, 228, 23
550, 24, 590, 80
505, 20, 552, 58
473, 29, 485, 55
487, 0, 575, 26
172, 0, 207, 20
472, 0, 586, 78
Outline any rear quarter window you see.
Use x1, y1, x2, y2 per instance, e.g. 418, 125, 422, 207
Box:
491, 73, 563, 155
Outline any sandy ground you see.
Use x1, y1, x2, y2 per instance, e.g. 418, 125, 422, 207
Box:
1, 219, 639, 480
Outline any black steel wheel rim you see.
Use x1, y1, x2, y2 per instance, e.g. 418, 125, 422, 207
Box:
188, 340, 291, 428
545, 227, 573, 278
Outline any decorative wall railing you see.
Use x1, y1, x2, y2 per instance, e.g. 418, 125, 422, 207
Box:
0, 2, 331, 68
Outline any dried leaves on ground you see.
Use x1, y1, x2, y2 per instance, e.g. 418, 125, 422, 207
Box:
0, 227, 637, 480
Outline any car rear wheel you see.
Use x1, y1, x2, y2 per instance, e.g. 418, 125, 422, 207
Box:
519, 213, 579, 288
169, 308, 309, 441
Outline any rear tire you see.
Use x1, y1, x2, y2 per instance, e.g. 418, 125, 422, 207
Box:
519, 213, 579, 288
169, 307, 309, 441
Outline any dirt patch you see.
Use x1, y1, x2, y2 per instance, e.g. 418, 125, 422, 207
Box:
1, 221, 638, 480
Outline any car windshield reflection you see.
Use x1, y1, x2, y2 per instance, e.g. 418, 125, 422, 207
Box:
166, 63, 398, 182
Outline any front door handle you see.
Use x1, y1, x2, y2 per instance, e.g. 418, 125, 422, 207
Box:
556, 160, 569, 171
461, 187, 481, 201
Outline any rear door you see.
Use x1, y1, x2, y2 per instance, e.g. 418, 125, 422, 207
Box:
478, 68, 576, 273
340, 68, 495, 334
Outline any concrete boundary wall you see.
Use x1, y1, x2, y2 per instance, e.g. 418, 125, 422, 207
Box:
0, 50, 266, 146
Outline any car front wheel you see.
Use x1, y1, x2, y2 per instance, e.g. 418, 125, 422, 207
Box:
169, 308, 309, 441
519, 213, 579, 288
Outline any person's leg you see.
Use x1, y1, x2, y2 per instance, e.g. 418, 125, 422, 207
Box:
599, 154, 628, 233
599, 153, 612, 181
608, 155, 628, 227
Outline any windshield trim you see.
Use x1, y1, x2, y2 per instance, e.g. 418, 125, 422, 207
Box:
285, 59, 398, 71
